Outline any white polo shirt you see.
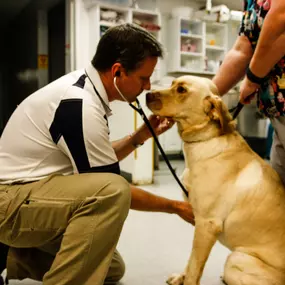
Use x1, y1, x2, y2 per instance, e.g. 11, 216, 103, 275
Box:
0, 64, 119, 184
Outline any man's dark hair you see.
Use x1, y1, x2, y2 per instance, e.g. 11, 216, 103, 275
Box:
91, 23, 163, 73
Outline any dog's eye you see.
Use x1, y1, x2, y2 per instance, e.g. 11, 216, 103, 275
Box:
177, 86, 186, 93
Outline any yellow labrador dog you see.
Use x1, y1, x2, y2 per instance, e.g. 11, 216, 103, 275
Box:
146, 75, 285, 285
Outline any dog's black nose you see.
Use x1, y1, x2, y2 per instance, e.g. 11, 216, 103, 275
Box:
146, 92, 156, 103
146, 92, 162, 110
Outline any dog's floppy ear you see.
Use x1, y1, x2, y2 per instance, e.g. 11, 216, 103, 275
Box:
203, 95, 235, 134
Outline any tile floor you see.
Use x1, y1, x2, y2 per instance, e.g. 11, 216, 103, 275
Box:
4, 160, 231, 285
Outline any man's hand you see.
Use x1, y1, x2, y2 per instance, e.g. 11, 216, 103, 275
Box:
130, 185, 195, 225
134, 115, 175, 143
239, 77, 260, 104
146, 115, 175, 136
173, 201, 195, 226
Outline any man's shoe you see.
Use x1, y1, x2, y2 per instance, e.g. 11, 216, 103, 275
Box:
0, 243, 9, 285
0, 276, 8, 285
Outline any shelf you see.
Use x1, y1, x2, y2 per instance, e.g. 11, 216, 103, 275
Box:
100, 21, 117, 27
132, 9, 159, 17
206, 45, 226, 51
84, 0, 129, 11
180, 33, 203, 39
169, 68, 216, 76
180, 18, 202, 23
167, 16, 227, 77
181, 51, 203, 57
206, 22, 226, 28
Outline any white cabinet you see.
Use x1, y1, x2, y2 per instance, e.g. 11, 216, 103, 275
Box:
167, 17, 205, 74
205, 22, 228, 73
167, 16, 228, 76
131, 9, 162, 83
159, 124, 183, 154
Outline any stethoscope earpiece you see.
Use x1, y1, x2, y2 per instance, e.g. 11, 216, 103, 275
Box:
113, 76, 130, 103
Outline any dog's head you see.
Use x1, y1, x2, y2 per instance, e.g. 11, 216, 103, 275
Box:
146, 75, 235, 142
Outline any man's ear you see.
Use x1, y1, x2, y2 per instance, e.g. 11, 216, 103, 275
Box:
203, 96, 236, 134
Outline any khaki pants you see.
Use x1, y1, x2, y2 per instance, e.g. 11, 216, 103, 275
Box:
270, 117, 285, 185
0, 173, 131, 285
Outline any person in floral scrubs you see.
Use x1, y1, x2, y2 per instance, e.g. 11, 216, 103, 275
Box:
213, 0, 285, 184
240, 0, 285, 117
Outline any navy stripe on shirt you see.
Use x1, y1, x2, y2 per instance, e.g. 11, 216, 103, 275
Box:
72, 74, 87, 89
49, 98, 120, 175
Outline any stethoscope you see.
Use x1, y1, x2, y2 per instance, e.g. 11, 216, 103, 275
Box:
86, 69, 188, 197
86, 70, 246, 198
113, 76, 247, 196
113, 76, 189, 197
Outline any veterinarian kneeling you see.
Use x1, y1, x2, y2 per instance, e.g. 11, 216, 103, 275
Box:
0, 23, 194, 285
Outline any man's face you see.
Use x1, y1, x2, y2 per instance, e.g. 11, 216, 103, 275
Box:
117, 57, 158, 103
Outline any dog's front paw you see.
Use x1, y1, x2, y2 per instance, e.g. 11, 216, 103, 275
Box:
166, 273, 185, 285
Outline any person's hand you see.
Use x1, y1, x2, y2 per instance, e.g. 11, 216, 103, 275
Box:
147, 115, 175, 136
174, 201, 195, 226
239, 76, 260, 104
135, 115, 175, 142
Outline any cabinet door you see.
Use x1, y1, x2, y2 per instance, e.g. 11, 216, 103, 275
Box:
159, 124, 182, 153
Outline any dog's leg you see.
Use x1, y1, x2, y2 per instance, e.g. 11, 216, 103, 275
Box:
183, 218, 223, 285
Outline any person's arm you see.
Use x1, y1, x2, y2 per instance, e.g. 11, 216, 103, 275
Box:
249, 0, 285, 77
212, 35, 253, 96
111, 131, 146, 161
130, 184, 195, 225
112, 115, 174, 161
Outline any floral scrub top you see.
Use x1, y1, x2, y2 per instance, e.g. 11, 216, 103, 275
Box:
239, 0, 285, 118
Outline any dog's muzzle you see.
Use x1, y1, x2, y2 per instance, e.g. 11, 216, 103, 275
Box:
146, 92, 162, 110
